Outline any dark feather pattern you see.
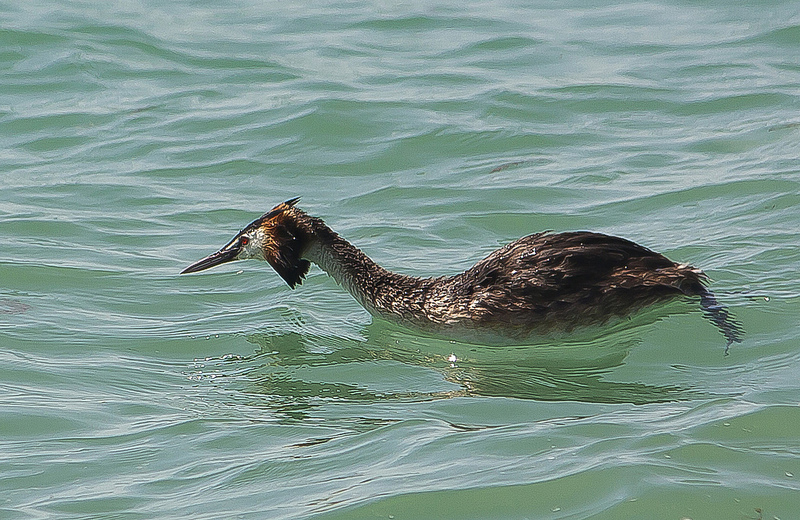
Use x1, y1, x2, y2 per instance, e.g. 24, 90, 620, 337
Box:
439, 231, 709, 333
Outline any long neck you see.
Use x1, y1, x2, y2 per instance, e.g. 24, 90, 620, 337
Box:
301, 218, 431, 321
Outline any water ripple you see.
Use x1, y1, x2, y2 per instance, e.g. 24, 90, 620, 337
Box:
2, 0, 800, 518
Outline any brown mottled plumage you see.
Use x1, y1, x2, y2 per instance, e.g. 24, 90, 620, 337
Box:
181, 198, 742, 347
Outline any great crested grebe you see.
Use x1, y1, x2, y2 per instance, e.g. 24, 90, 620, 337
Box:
181, 198, 742, 347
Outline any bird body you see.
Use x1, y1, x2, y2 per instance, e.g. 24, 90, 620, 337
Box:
182, 198, 742, 346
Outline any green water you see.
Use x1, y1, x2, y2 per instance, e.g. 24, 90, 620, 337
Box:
2, 1, 799, 518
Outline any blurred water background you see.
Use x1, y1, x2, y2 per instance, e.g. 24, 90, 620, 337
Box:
2, 0, 800, 518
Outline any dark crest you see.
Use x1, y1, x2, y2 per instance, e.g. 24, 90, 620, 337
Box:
251, 197, 301, 228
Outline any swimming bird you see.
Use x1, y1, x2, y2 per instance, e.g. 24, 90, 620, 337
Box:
181, 198, 742, 348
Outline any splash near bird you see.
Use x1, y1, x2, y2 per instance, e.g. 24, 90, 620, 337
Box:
181, 198, 743, 348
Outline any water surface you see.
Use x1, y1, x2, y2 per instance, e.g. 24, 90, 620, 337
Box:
2, 1, 800, 518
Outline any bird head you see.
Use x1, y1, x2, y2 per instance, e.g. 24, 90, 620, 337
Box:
180, 197, 311, 288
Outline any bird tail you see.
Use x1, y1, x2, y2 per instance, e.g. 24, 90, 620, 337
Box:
696, 287, 744, 354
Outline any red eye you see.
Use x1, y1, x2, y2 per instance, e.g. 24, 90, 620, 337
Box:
240, 236, 249, 246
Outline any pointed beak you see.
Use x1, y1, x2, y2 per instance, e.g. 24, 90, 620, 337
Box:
181, 243, 240, 274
